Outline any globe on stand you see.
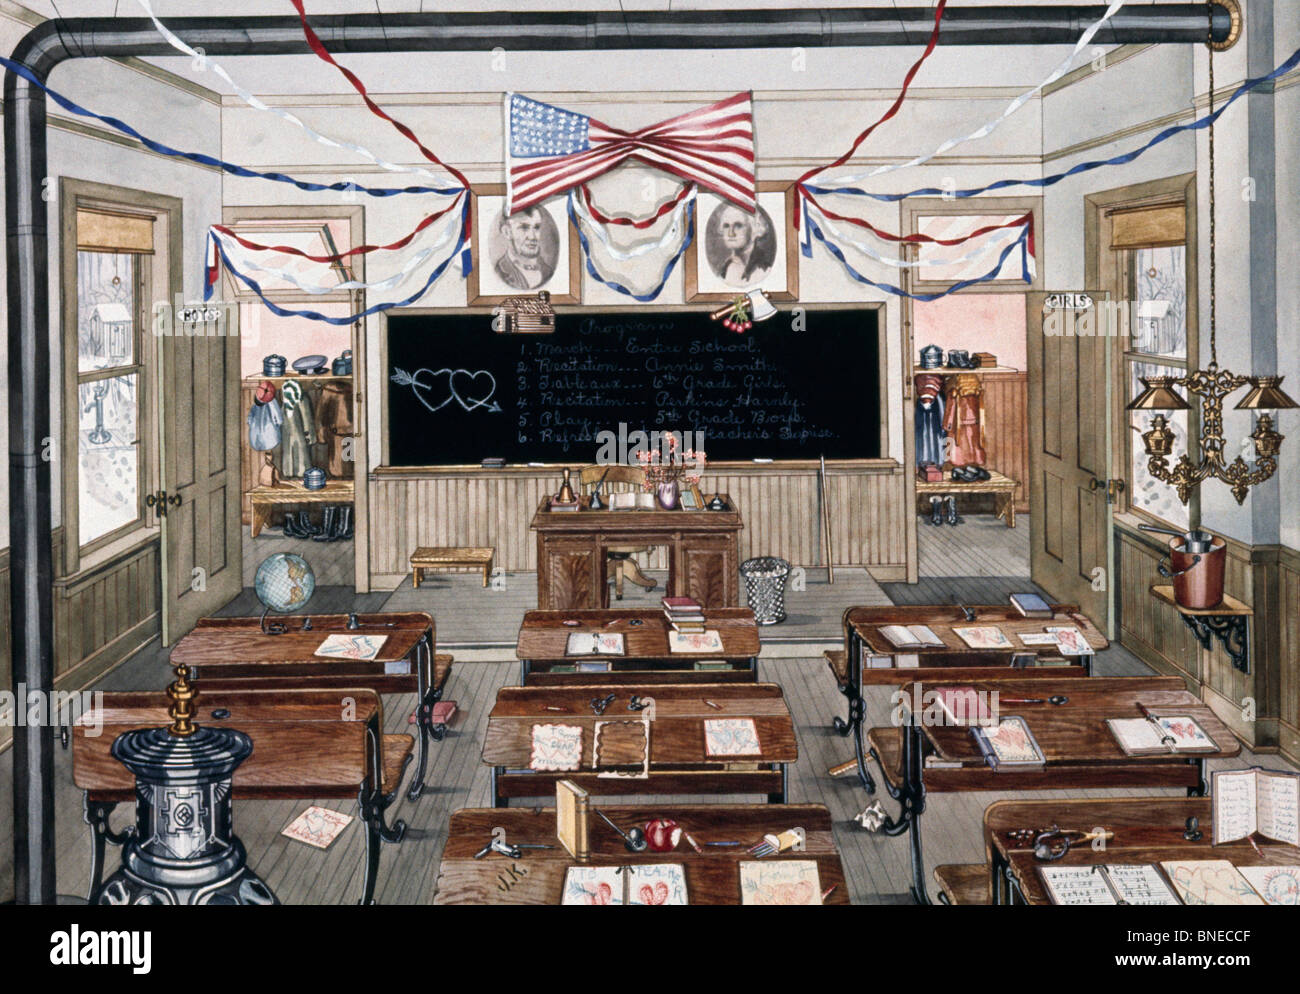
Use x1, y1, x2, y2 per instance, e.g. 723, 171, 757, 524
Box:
253, 552, 315, 634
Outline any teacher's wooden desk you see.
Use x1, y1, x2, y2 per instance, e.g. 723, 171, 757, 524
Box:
530, 495, 742, 610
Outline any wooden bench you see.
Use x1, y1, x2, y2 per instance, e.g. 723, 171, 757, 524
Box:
411, 546, 495, 588
916, 469, 1018, 527
74, 687, 411, 905
934, 863, 992, 905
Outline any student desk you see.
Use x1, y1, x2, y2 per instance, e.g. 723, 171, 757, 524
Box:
171, 611, 447, 801
516, 608, 761, 684
530, 495, 743, 610
864, 676, 1239, 905
482, 682, 796, 806
433, 804, 849, 905
982, 797, 1299, 905
73, 688, 410, 905
830, 603, 1100, 793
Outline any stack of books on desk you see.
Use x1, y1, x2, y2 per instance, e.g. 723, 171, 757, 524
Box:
663, 596, 705, 633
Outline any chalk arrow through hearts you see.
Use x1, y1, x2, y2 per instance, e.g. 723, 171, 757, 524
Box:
391, 367, 501, 414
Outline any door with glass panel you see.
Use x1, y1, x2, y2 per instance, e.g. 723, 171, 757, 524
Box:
65, 183, 242, 647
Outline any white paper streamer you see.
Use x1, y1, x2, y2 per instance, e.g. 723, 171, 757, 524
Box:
804, 198, 1028, 273
137, 0, 461, 189
211, 209, 461, 296
569, 186, 695, 262
825, 1, 1127, 186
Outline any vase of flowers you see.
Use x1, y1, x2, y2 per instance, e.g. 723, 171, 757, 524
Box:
638, 433, 705, 510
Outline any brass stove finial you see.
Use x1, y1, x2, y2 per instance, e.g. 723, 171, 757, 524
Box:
166, 663, 198, 737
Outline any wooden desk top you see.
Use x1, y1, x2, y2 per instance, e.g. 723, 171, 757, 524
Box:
73, 687, 382, 795
433, 804, 849, 905
530, 494, 742, 531
517, 608, 760, 661
911, 676, 1239, 766
986, 797, 1300, 905
483, 682, 796, 767
172, 612, 433, 669
843, 603, 1107, 656
915, 470, 1017, 493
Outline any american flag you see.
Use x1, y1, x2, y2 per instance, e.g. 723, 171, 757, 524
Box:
506, 92, 756, 214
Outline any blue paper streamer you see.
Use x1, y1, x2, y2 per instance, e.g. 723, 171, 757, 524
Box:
0, 54, 462, 199
806, 44, 1300, 204
567, 192, 695, 302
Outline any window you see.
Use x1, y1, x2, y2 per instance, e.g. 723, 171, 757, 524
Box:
1113, 202, 1193, 530
64, 199, 158, 560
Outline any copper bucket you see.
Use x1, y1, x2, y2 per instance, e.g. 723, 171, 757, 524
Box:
1160, 535, 1226, 610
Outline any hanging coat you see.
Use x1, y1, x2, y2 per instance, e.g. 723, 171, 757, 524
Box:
942, 372, 987, 467
247, 396, 284, 452
914, 373, 946, 467
316, 381, 354, 478
277, 380, 316, 480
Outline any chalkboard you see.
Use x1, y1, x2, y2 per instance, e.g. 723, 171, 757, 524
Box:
384, 308, 881, 465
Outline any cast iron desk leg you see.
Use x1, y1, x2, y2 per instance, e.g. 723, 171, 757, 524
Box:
408, 632, 438, 801
768, 762, 788, 804
870, 721, 931, 905
1188, 757, 1208, 797
520, 658, 530, 685
832, 632, 876, 794
83, 797, 129, 904
492, 766, 509, 808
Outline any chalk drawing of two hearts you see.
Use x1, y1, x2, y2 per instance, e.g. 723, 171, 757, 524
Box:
391, 367, 502, 414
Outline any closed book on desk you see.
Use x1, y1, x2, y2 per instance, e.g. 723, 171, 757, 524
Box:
971, 716, 1044, 771
555, 779, 590, 860
1009, 592, 1054, 619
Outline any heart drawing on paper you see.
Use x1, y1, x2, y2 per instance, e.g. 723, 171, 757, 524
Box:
638, 881, 670, 906
391, 367, 501, 414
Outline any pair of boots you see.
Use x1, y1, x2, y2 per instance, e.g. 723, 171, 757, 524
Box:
951, 465, 991, 482
927, 495, 960, 526
281, 506, 354, 541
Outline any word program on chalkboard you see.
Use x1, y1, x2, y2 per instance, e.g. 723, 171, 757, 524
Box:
384, 308, 881, 466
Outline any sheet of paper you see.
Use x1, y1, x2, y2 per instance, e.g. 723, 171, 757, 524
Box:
953, 626, 1013, 650
1238, 865, 1300, 906
1256, 771, 1300, 846
1161, 860, 1265, 906
1047, 626, 1091, 654
1038, 866, 1118, 905
983, 717, 1042, 764
1018, 633, 1060, 646
281, 805, 353, 850
668, 629, 724, 654
529, 723, 583, 771
704, 717, 762, 756
1213, 769, 1258, 844
314, 633, 388, 661
1157, 715, 1216, 751
739, 860, 822, 905
561, 864, 688, 905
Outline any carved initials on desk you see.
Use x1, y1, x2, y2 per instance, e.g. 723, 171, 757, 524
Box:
497, 863, 529, 892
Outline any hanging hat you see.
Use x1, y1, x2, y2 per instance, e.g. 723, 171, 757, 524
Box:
254, 379, 278, 404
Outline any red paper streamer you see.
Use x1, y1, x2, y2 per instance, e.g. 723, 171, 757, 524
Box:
795, 0, 948, 228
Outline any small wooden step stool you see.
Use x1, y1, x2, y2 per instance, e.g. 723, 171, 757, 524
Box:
410, 546, 495, 588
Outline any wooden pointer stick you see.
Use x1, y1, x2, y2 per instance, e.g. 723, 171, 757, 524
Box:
820, 454, 835, 584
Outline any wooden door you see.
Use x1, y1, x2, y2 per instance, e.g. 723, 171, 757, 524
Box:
158, 303, 243, 643
1026, 292, 1113, 627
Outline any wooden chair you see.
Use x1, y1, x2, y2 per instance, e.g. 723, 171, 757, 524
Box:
578, 464, 658, 600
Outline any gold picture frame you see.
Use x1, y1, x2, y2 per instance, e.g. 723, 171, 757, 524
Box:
685, 181, 799, 303
467, 184, 582, 305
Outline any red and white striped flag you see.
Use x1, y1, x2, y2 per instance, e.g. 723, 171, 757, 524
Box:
506, 92, 756, 214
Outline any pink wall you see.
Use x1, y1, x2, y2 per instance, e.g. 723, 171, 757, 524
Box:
912, 293, 1027, 370
240, 302, 353, 379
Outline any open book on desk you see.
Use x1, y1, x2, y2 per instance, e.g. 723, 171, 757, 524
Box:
565, 632, 625, 656
1106, 714, 1218, 756
877, 624, 944, 650
1040, 864, 1180, 906
1212, 767, 1300, 847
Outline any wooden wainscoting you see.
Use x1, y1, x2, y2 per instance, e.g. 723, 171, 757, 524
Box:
367, 461, 909, 587
1279, 547, 1300, 767
1, 531, 161, 751
1117, 521, 1294, 758
980, 371, 1030, 513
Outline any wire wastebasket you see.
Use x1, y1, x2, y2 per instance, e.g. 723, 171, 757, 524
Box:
739, 556, 791, 625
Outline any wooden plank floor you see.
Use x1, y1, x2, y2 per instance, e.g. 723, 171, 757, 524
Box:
2, 518, 1292, 904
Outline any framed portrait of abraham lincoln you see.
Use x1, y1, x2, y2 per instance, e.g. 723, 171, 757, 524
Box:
467, 184, 582, 305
